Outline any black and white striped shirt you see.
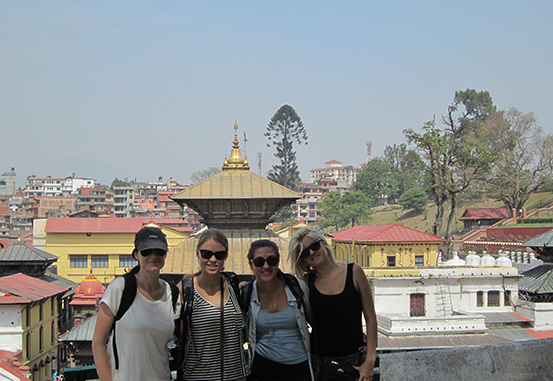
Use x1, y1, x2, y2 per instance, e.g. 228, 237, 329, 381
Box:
183, 279, 246, 380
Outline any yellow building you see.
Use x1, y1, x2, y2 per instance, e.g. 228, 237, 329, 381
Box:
332, 224, 444, 268
0, 273, 67, 381
44, 218, 189, 283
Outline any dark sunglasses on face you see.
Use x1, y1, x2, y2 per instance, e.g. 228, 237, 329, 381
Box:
300, 239, 323, 258
140, 248, 167, 257
251, 255, 279, 268
199, 249, 228, 260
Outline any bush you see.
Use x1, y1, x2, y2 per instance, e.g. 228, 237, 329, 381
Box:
398, 188, 428, 210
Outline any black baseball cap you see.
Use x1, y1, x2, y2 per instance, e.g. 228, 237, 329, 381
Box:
134, 226, 168, 252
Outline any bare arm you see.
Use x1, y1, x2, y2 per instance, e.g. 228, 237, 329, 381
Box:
352, 264, 377, 381
92, 303, 115, 381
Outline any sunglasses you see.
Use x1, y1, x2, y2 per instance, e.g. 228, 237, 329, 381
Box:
300, 239, 323, 259
251, 256, 279, 268
199, 249, 228, 260
140, 248, 167, 257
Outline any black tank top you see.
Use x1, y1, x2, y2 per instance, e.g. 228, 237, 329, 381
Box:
310, 263, 364, 357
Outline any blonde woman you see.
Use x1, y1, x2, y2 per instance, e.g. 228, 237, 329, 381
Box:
178, 229, 247, 381
289, 226, 377, 381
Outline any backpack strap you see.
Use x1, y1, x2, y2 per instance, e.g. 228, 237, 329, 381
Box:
240, 280, 254, 312
222, 271, 247, 313
111, 265, 140, 370
280, 271, 305, 311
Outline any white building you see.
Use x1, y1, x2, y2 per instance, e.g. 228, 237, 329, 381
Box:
309, 160, 360, 187
371, 265, 520, 336
25, 175, 96, 197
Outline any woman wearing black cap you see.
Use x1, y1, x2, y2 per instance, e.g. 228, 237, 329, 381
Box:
93, 226, 178, 381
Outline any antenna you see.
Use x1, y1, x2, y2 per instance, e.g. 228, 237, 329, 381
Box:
366, 141, 373, 162
257, 152, 262, 175
243, 131, 248, 157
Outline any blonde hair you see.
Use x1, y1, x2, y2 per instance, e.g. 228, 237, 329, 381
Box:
186, 229, 229, 278
288, 226, 337, 279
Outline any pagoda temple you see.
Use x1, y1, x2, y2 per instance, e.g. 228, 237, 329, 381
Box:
164, 122, 301, 276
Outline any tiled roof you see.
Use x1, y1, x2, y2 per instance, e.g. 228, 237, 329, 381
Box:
459, 208, 511, 220
0, 241, 58, 263
59, 315, 97, 342
333, 225, 445, 243
170, 171, 301, 200
0, 273, 67, 304
325, 160, 343, 164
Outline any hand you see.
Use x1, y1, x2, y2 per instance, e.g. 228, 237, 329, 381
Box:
353, 355, 375, 381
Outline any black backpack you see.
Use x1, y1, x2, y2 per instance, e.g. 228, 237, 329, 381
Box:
110, 266, 180, 370
240, 269, 306, 312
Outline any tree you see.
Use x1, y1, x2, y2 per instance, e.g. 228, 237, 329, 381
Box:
404, 89, 497, 257
110, 178, 130, 190
353, 144, 425, 204
190, 167, 221, 184
398, 188, 428, 211
485, 108, 553, 212
317, 191, 373, 231
265, 105, 307, 190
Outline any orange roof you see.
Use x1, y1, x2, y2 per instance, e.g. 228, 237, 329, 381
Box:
46, 218, 145, 233
459, 208, 511, 220
70, 274, 105, 306
0, 273, 67, 304
333, 224, 445, 243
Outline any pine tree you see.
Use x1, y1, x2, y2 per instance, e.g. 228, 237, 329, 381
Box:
264, 105, 308, 190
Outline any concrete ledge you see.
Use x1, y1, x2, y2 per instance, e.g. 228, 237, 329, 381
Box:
380, 338, 553, 381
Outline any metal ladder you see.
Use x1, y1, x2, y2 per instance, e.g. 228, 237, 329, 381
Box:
436, 275, 453, 316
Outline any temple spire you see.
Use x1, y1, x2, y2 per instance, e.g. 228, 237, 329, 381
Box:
223, 121, 250, 171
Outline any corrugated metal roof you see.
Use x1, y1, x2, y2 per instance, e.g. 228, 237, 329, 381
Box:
0, 273, 67, 304
59, 315, 97, 342
170, 171, 301, 200
45, 218, 145, 233
333, 225, 445, 243
519, 264, 553, 294
522, 229, 553, 247
0, 241, 58, 262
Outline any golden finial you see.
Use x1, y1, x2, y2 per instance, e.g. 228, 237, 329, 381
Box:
222, 121, 250, 171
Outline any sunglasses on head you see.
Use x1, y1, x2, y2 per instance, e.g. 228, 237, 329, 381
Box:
199, 249, 228, 260
140, 248, 167, 257
251, 255, 279, 268
300, 239, 323, 259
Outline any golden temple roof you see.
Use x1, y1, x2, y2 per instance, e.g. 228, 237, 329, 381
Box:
171, 122, 301, 201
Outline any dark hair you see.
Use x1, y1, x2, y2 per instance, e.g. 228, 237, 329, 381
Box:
247, 239, 280, 261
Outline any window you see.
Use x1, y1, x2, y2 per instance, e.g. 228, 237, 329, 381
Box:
70, 255, 88, 268
488, 291, 500, 307
410, 293, 425, 317
387, 255, 396, 267
91, 255, 109, 268
26, 333, 31, 359
415, 255, 424, 267
477, 291, 484, 307
51, 321, 55, 344
119, 255, 136, 268
39, 304, 43, 321
504, 290, 511, 306
39, 326, 43, 352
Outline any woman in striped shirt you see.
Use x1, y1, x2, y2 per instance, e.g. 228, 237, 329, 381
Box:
179, 229, 247, 381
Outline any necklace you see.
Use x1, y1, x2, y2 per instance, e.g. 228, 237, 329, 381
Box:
259, 279, 280, 335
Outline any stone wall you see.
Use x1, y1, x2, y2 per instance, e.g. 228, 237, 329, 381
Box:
380, 338, 553, 381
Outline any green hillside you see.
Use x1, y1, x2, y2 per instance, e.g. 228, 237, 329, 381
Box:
366, 192, 553, 236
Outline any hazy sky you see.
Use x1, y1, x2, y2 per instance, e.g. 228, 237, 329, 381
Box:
2, 1, 552, 189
